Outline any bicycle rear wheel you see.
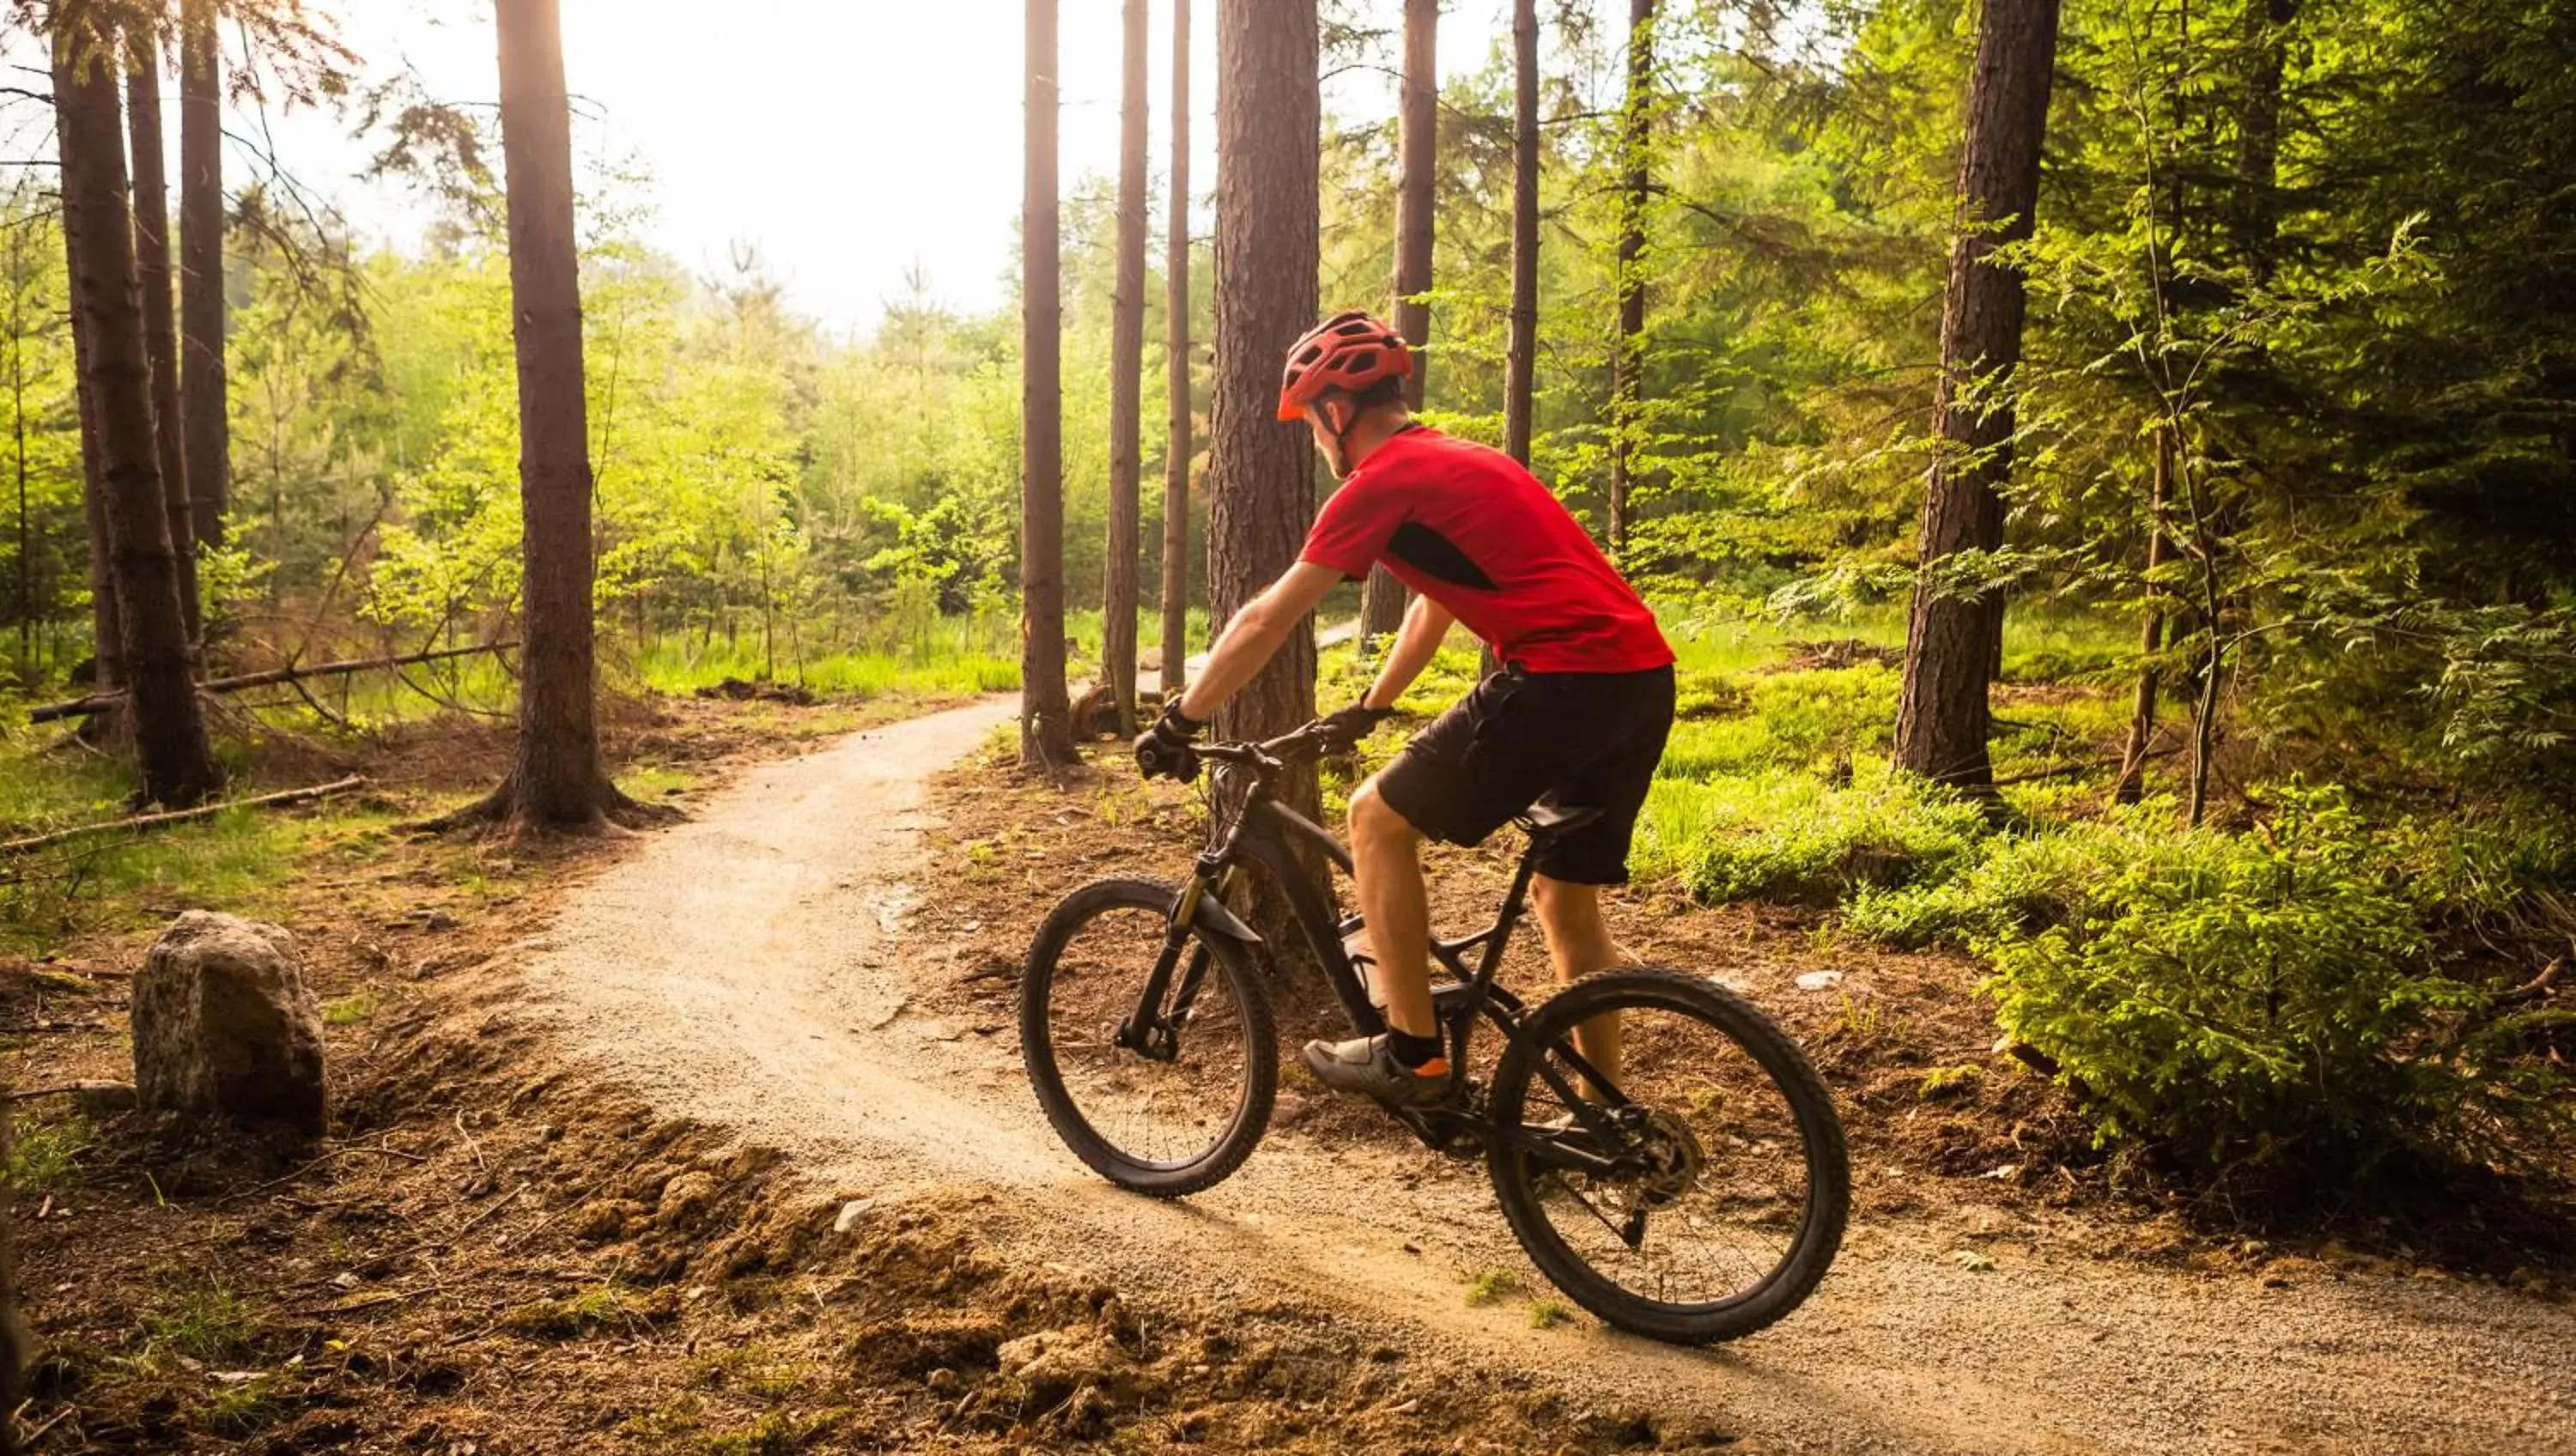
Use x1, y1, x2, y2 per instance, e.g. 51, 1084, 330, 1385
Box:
1020, 878, 1276, 1196
1485, 968, 1848, 1344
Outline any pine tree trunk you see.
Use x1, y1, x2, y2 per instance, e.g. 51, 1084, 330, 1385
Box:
179, 0, 226, 553
1606, 0, 1656, 555
1020, 0, 1076, 766
2233, 0, 2293, 283
2113, 426, 2172, 804
1157, 0, 1193, 701
125, 31, 197, 645
453, 0, 645, 833
72, 304, 123, 695
1102, 0, 1148, 735
0, 1093, 25, 1455
1504, 0, 1539, 468
1361, 0, 1439, 651
1210, 0, 1321, 812
53, 4, 222, 805
1893, 0, 2061, 793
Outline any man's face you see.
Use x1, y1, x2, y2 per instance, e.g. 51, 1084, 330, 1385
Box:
1305, 405, 1347, 479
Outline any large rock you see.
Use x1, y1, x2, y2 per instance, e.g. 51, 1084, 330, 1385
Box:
131, 913, 328, 1134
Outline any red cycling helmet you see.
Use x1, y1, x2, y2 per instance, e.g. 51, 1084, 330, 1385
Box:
1277, 310, 1413, 422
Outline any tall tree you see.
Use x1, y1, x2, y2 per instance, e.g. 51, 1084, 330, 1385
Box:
2113, 425, 2172, 804
0, 1093, 21, 1456
1358, 0, 1437, 647
453, 0, 651, 831
1020, 0, 1075, 765
6, 208, 38, 659
1157, 0, 1193, 701
1503, 0, 1539, 467
2231, 0, 2293, 282
1892, 0, 2062, 792
179, 0, 227, 553
1208, 0, 1320, 806
71, 296, 121, 695
125, 28, 196, 643
1605, 0, 1655, 554
52, 2, 222, 805
1102, 0, 1148, 735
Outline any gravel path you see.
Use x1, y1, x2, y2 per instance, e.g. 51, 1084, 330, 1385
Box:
513, 698, 2576, 1455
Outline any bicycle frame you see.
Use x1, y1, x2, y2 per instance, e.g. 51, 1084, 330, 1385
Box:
1131, 735, 1644, 1173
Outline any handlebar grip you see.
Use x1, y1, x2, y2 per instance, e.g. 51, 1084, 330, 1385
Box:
1138, 736, 1200, 781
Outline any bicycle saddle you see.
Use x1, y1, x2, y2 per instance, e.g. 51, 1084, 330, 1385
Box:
1519, 800, 1604, 837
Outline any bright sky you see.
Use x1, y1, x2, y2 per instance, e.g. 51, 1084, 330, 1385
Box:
222, 0, 1545, 338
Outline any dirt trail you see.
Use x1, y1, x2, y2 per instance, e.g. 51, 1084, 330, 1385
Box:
517, 699, 2576, 1456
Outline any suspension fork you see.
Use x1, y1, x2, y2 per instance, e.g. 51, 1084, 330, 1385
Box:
1115, 864, 1242, 1062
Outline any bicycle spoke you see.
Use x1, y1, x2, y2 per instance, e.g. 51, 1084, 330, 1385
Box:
1041, 904, 1255, 1172
1509, 996, 1822, 1314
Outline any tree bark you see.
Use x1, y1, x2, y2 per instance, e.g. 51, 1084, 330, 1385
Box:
53, 3, 222, 806
1210, 0, 1321, 811
2232, 0, 2293, 283
1103, 0, 1148, 735
1157, 0, 1193, 701
0, 1093, 24, 1456
1893, 0, 2061, 793
2113, 426, 2172, 804
72, 302, 123, 695
179, 0, 226, 553
453, 0, 646, 832
1361, 0, 1439, 650
1606, 0, 1656, 554
1020, 0, 1075, 765
125, 30, 197, 645
1504, 0, 1539, 468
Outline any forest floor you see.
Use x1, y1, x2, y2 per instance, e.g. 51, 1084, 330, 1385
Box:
9, 690, 2576, 1454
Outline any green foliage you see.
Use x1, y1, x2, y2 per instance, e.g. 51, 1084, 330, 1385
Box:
1907, 786, 2561, 1174
1642, 765, 1992, 905
6, 1111, 90, 1191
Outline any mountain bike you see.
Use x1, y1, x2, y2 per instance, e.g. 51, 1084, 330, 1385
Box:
1018, 719, 1849, 1344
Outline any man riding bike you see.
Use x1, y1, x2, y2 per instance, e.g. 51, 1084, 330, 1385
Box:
1135, 309, 1676, 1107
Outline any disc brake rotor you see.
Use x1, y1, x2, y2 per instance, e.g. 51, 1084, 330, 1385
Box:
1625, 1107, 1704, 1210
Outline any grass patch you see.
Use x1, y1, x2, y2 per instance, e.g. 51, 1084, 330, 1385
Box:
321, 989, 380, 1027
1527, 1298, 1574, 1330
6, 1111, 91, 1191
138, 1275, 260, 1367
1462, 1267, 1521, 1307
701, 1410, 828, 1456
501, 1283, 665, 1339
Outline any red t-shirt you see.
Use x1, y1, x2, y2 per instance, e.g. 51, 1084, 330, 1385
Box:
1299, 428, 1674, 674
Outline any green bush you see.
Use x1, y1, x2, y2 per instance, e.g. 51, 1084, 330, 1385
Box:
1637, 767, 1992, 905
1978, 786, 2518, 1171
1844, 814, 2150, 949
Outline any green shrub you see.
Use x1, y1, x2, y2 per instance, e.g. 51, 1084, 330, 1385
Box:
1637, 767, 1992, 905
1980, 786, 2508, 1170
1844, 815, 2148, 949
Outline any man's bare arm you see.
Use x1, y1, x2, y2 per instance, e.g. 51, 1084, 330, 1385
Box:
1176, 561, 1343, 723
1362, 593, 1455, 712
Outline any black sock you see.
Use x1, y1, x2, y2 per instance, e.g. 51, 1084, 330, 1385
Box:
1387, 1028, 1443, 1069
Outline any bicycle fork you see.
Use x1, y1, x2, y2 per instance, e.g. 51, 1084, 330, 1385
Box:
1115, 869, 1239, 1061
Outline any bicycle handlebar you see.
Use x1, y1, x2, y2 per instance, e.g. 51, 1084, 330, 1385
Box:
1194, 720, 1344, 778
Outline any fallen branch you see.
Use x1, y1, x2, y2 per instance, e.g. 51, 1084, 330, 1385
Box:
7, 1079, 134, 1102
1987, 744, 2180, 790
2494, 957, 2565, 1008
27, 640, 518, 724
0, 775, 368, 856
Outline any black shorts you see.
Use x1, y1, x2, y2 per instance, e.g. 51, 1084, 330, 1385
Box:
1375, 664, 1676, 886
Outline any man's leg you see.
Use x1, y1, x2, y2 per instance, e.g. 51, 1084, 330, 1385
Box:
1532, 875, 1625, 1095
1349, 777, 1435, 1039
1297, 776, 1455, 1104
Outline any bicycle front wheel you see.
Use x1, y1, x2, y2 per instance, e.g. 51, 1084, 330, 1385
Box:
1020, 878, 1276, 1197
1486, 968, 1849, 1344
